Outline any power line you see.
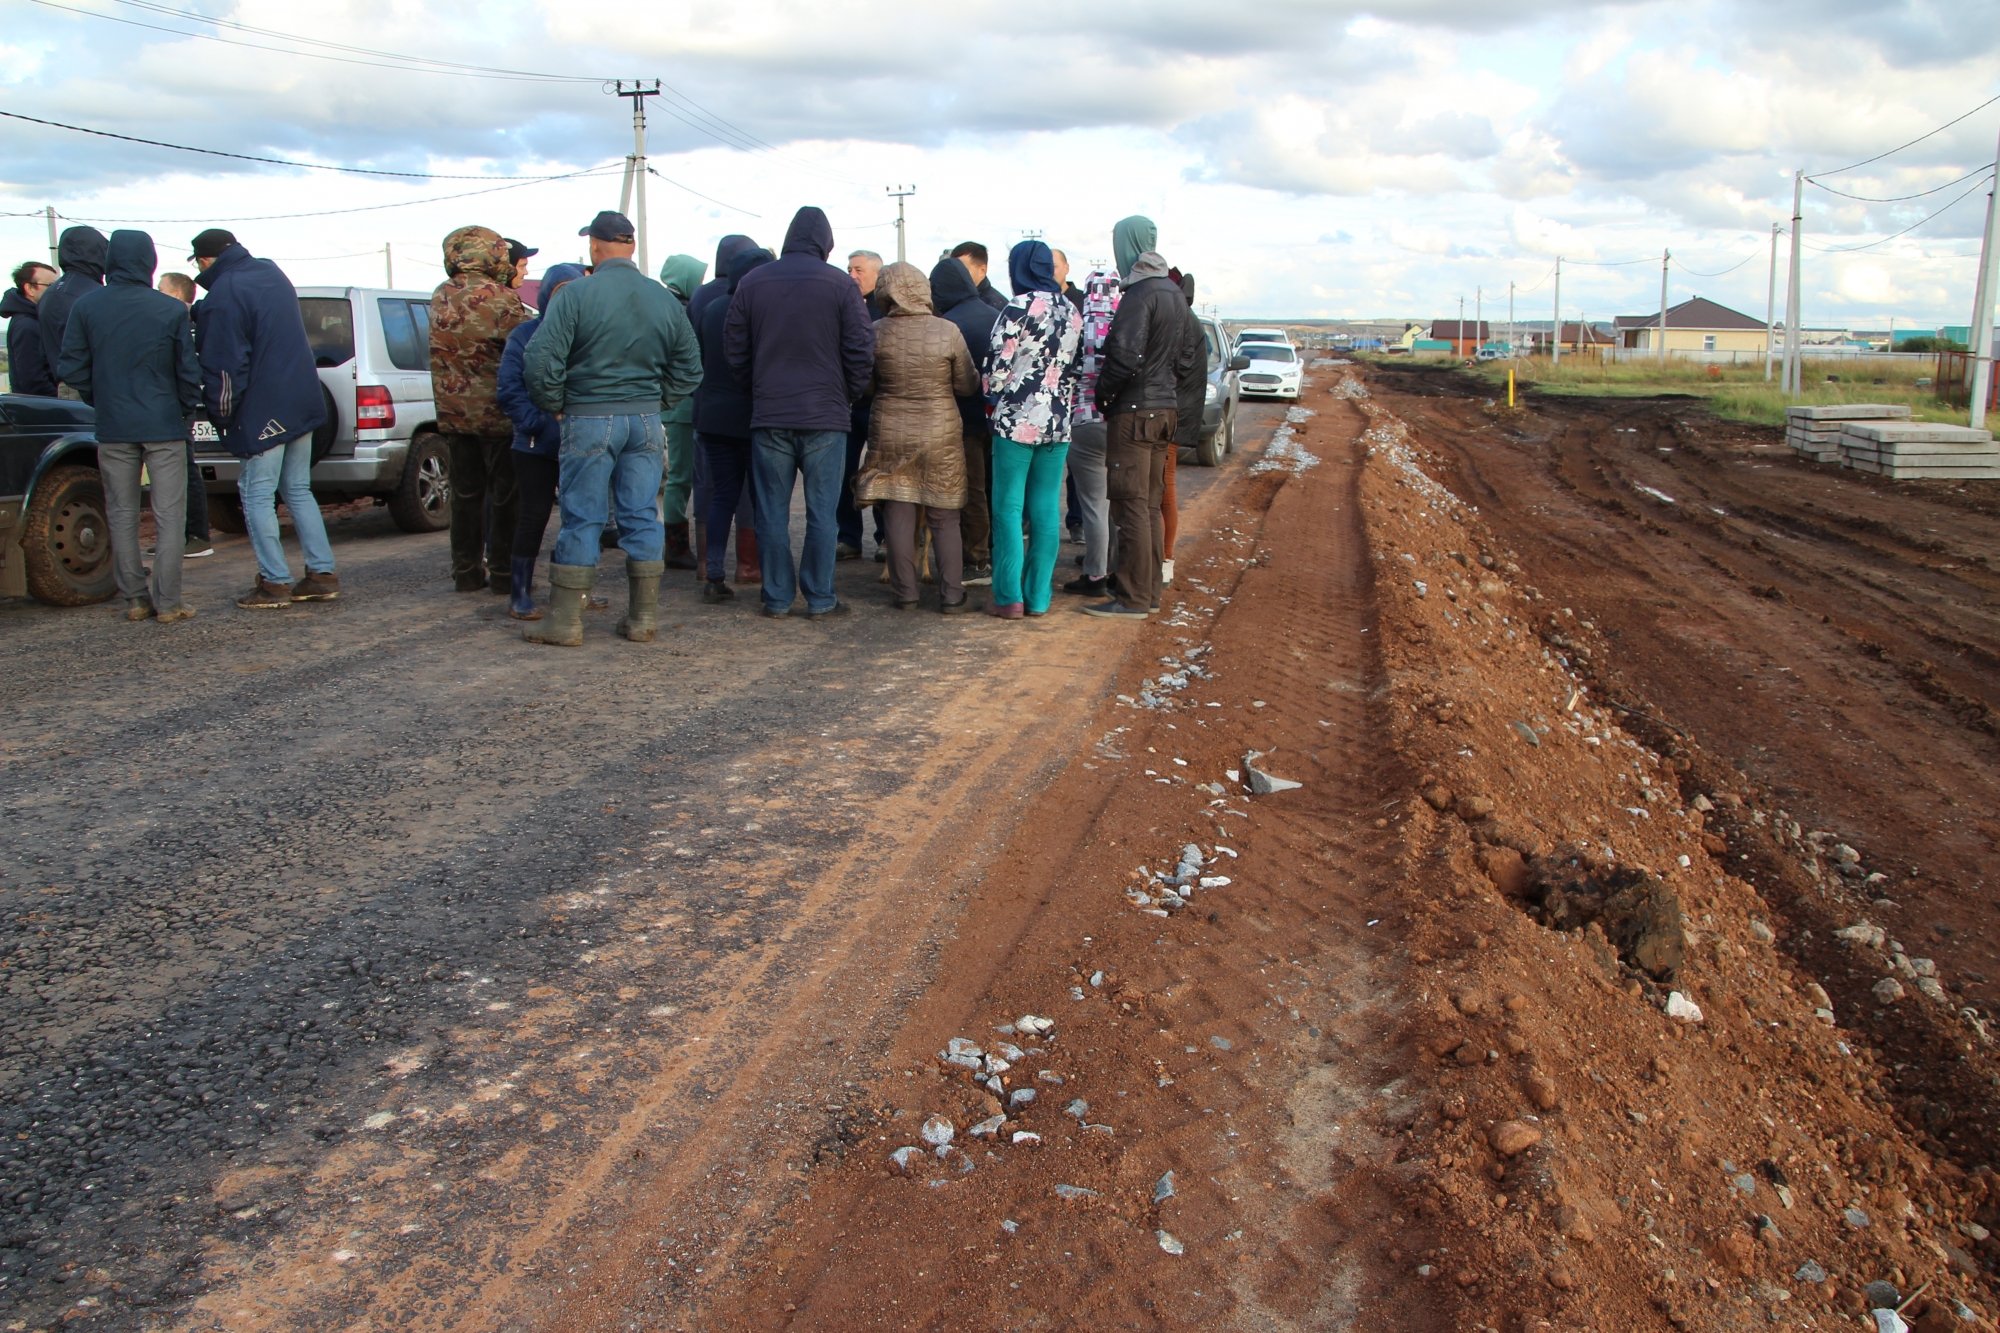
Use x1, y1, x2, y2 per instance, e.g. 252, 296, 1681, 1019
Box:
26, 0, 597, 83
1802, 171, 1994, 253
1567, 255, 1653, 267
104, 0, 600, 82
52, 163, 624, 226
1807, 163, 1996, 203
2, 110, 574, 180
1809, 92, 2000, 179
1671, 247, 1761, 278
643, 166, 760, 218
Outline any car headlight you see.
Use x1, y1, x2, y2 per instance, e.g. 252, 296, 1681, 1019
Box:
1205, 383, 1218, 404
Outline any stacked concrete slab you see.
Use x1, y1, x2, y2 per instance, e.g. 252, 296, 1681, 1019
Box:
1838, 421, 2000, 479
1785, 404, 1910, 462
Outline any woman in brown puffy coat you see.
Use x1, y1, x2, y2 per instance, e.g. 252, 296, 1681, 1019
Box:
856, 261, 978, 611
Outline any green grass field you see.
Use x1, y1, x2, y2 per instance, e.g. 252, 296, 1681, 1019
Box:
1393, 354, 1974, 428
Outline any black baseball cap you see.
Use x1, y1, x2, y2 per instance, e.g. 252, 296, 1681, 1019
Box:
505, 238, 537, 265
189, 228, 237, 261
578, 210, 635, 242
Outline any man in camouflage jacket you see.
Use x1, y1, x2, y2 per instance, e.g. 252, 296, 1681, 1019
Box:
430, 225, 531, 593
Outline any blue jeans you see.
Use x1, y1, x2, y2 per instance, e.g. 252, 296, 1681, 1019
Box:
750, 427, 843, 614
553, 413, 666, 567
240, 433, 334, 583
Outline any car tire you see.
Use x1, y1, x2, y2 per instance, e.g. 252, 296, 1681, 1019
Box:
20, 464, 116, 606
209, 494, 248, 534
1196, 419, 1223, 467
1222, 402, 1237, 455
388, 431, 450, 533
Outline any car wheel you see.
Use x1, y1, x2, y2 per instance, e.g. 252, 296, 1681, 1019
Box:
388, 431, 450, 533
209, 494, 248, 534
20, 464, 116, 606
1223, 402, 1237, 455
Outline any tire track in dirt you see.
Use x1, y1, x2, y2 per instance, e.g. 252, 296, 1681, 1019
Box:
624, 386, 1441, 1331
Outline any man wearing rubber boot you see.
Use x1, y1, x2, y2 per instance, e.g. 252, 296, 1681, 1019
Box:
523, 211, 702, 645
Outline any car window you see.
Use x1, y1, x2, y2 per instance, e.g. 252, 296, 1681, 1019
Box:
1203, 324, 1221, 367
1244, 345, 1296, 363
378, 298, 431, 373
298, 297, 356, 368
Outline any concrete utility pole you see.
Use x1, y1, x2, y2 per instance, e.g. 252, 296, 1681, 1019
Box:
45, 205, 58, 268
887, 185, 916, 264
612, 81, 660, 276
1657, 249, 1670, 365
384, 241, 394, 288
1552, 257, 1563, 366
1784, 169, 1804, 396
1968, 138, 2000, 429
1764, 223, 1780, 382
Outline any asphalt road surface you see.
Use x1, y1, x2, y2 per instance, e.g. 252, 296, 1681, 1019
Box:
0, 399, 1292, 1331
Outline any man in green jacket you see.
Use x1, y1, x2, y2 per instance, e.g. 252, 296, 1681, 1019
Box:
523, 211, 702, 646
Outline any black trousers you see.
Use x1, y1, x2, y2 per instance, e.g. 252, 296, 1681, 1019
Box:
511, 451, 558, 562
447, 433, 517, 579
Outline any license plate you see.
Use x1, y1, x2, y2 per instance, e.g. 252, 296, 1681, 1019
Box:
190, 420, 219, 443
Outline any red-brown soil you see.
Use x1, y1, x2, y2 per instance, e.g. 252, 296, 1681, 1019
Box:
157, 364, 2000, 1332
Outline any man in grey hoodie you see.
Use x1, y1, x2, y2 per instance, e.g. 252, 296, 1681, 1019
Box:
1084, 215, 1200, 620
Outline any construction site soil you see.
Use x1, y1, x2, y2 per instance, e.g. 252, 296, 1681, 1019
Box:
7, 358, 1999, 1332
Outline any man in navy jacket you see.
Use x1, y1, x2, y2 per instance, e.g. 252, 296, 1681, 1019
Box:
192, 228, 336, 608
723, 206, 874, 618
55, 230, 200, 620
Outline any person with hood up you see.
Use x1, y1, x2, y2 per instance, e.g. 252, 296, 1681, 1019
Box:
657, 253, 707, 571
983, 241, 1083, 619
693, 246, 773, 602
723, 205, 875, 618
430, 225, 532, 596
687, 234, 761, 585
39, 226, 107, 398
1084, 215, 1201, 621
929, 255, 1000, 584
496, 261, 586, 621
4, 262, 57, 396
855, 261, 977, 611
191, 227, 335, 608
523, 210, 703, 647
55, 230, 201, 621
1062, 255, 1123, 599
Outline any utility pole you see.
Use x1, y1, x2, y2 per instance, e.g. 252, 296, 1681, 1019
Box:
1784, 169, 1804, 396
1552, 257, 1563, 366
45, 205, 57, 268
1967, 139, 2000, 430
1764, 223, 1780, 382
384, 241, 394, 289
1458, 295, 1465, 356
1657, 249, 1670, 366
612, 81, 661, 276
887, 184, 916, 264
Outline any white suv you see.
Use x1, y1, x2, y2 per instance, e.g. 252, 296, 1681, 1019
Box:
194, 286, 448, 533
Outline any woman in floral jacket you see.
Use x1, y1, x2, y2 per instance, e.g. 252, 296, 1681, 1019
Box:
983, 240, 1083, 618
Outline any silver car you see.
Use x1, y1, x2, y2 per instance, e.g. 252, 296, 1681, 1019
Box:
194, 286, 449, 533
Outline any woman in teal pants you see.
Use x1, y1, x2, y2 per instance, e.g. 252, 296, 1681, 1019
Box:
984, 240, 1084, 618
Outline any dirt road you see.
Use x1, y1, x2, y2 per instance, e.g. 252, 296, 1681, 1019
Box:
10, 360, 2000, 1332
0, 406, 1286, 1332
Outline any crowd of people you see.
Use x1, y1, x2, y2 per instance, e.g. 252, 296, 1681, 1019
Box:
3, 204, 1210, 638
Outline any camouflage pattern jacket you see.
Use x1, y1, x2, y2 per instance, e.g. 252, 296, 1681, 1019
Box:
429, 226, 530, 438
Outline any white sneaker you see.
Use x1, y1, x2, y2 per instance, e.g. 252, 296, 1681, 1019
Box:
1161, 559, 1175, 587
185, 544, 215, 558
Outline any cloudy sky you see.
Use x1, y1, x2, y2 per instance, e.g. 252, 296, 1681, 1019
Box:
3, 0, 1997, 327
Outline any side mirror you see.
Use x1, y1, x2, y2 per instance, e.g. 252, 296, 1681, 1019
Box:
1227, 355, 1250, 372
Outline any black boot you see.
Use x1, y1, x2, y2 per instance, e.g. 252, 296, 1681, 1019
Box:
664, 522, 698, 571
